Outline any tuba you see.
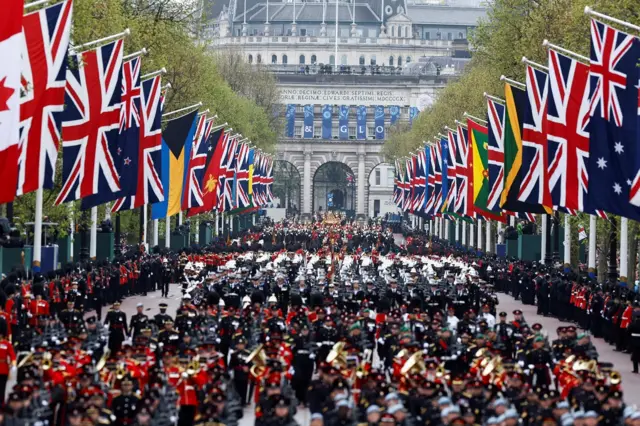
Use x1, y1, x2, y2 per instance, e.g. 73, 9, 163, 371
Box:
247, 344, 267, 378
400, 351, 425, 376
326, 342, 348, 369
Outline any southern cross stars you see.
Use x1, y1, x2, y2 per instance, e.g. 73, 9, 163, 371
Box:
597, 157, 607, 169
613, 183, 622, 194
614, 141, 624, 154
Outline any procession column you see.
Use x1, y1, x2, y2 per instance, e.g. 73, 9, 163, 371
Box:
303, 152, 312, 220
563, 214, 571, 267
89, 206, 97, 260
357, 153, 366, 219
620, 217, 628, 284
588, 215, 597, 277
541, 214, 547, 264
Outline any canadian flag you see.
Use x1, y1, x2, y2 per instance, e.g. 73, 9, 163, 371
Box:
0, 0, 23, 203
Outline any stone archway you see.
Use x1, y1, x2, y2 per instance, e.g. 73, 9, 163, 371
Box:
312, 162, 357, 217
272, 160, 301, 216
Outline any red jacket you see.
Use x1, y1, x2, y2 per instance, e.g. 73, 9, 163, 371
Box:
0, 339, 16, 375
621, 305, 633, 329
29, 299, 50, 326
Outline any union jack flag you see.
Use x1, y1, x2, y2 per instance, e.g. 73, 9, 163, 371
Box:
443, 130, 457, 212
518, 65, 552, 208
424, 144, 438, 215
182, 115, 213, 210
431, 141, 444, 214
119, 58, 141, 132
264, 155, 274, 202
112, 75, 164, 212
218, 135, 238, 212
234, 142, 251, 209
586, 20, 640, 220
56, 39, 124, 204
393, 159, 404, 208
18, 0, 73, 196
454, 124, 472, 217
252, 150, 263, 206
486, 98, 505, 212
412, 151, 426, 213
402, 158, 413, 212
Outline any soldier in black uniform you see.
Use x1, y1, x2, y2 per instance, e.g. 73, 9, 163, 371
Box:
58, 299, 83, 334
104, 301, 128, 353
111, 375, 140, 424
629, 304, 640, 373
228, 336, 251, 405
526, 336, 553, 387
129, 303, 149, 340
154, 303, 173, 329
157, 319, 181, 348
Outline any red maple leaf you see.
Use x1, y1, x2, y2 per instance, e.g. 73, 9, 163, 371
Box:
0, 77, 15, 112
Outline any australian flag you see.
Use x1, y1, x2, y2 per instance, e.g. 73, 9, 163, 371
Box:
586, 19, 640, 220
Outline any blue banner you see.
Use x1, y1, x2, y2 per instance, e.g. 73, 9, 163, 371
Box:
390, 105, 400, 125
322, 105, 332, 139
375, 105, 385, 139
339, 105, 349, 139
357, 105, 367, 140
303, 105, 314, 138
409, 107, 419, 126
286, 104, 296, 137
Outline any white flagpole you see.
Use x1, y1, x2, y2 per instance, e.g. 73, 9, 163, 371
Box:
542, 40, 589, 63
163, 102, 203, 118
620, 217, 629, 282
521, 56, 548, 71
461, 221, 466, 246
500, 75, 526, 90
90, 206, 98, 260
143, 205, 148, 250
141, 67, 166, 81
33, 188, 44, 272
541, 215, 547, 264
584, 6, 640, 32
69, 204, 74, 262
485, 221, 491, 253
469, 221, 474, 247
215, 212, 220, 236
123, 48, 148, 61
71, 29, 131, 53
588, 215, 597, 274
564, 214, 571, 266
463, 112, 487, 125
153, 219, 159, 247
195, 218, 200, 244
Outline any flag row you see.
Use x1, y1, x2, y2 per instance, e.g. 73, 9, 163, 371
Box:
0, 0, 273, 217
394, 9, 640, 223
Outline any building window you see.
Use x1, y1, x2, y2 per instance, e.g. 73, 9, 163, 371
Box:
391, 26, 395, 37
375, 169, 381, 185
248, 54, 253, 64
257, 54, 262, 63
282, 54, 288, 64
406, 56, 411, 64
387, 169, 395, 186
311, 54, 317, 64
436, 32, 441, 40
447, 32, 452, 41
299, 54, 305, 64
296, 105, 303, 113
373, 199, 380, 217
341, 54, 347, 65
314, 125, 321, 137
370, 55, 376, 65
348, 126, 356, 138
367, 126, 375, 137
329, 55, 335, 65
359, 55, 365, 65
458, 31, 464, 39
424, 31, 430, 40
300, 28, 307, 36
389, 56, 394, 66
271, 54, 277, 64
294, 126, 302, 138
398, 56, 403, 66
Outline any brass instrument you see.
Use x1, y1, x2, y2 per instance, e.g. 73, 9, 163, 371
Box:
115, 363, 128, 381
247, 344, 267, 378
96, 349, 111, 371
482, 356, 503, 377
610, 371, 621, 385
186, 358, 201, 376
18, 353, 33, 369
436, 365, 450, 382
41, 353, 53, 371
400, 351, 425, 376
326, 342, 347, 369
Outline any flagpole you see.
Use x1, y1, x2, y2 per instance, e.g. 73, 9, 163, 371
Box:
588, 216, 597, 277
32, 188, 44, 272
542, 40, 589, 63
71, 29, 131, 53
123, 48, 148, 62
497, 222, 503, 244
485, 221, 491, 253
24, 0, 59, 9
461, 221, 466, 246
477, 220, 482, 251
163, 102, 203, 118
620, 217, 628, 283
500, 75, 526, 90
69, 204, 74, 262
153, 218, 159, 247
483, 93, 505, 104
584, 6, 640, 32
165, 216, 171, 248
564, 214, 571, 267
463, 112, 487, 125
541, 214, 547, 264
141, 67, 167, 81
90, 206, 97, 260
521, 56, 548, 71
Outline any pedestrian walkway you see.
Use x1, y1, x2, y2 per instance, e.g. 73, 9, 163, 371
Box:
496, 291, 640, 405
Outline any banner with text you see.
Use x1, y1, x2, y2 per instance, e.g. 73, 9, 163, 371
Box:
286, 104, 296, 137
322, 105, 332, 139
375, 105, 385, 140
280, 87, 409, 106
339, 106, 349, 140
390, 106, 400, 125
303, 105, 314, 138
357, 106, 367, 140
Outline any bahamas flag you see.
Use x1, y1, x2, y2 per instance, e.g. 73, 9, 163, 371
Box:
151, 110, 198, 219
